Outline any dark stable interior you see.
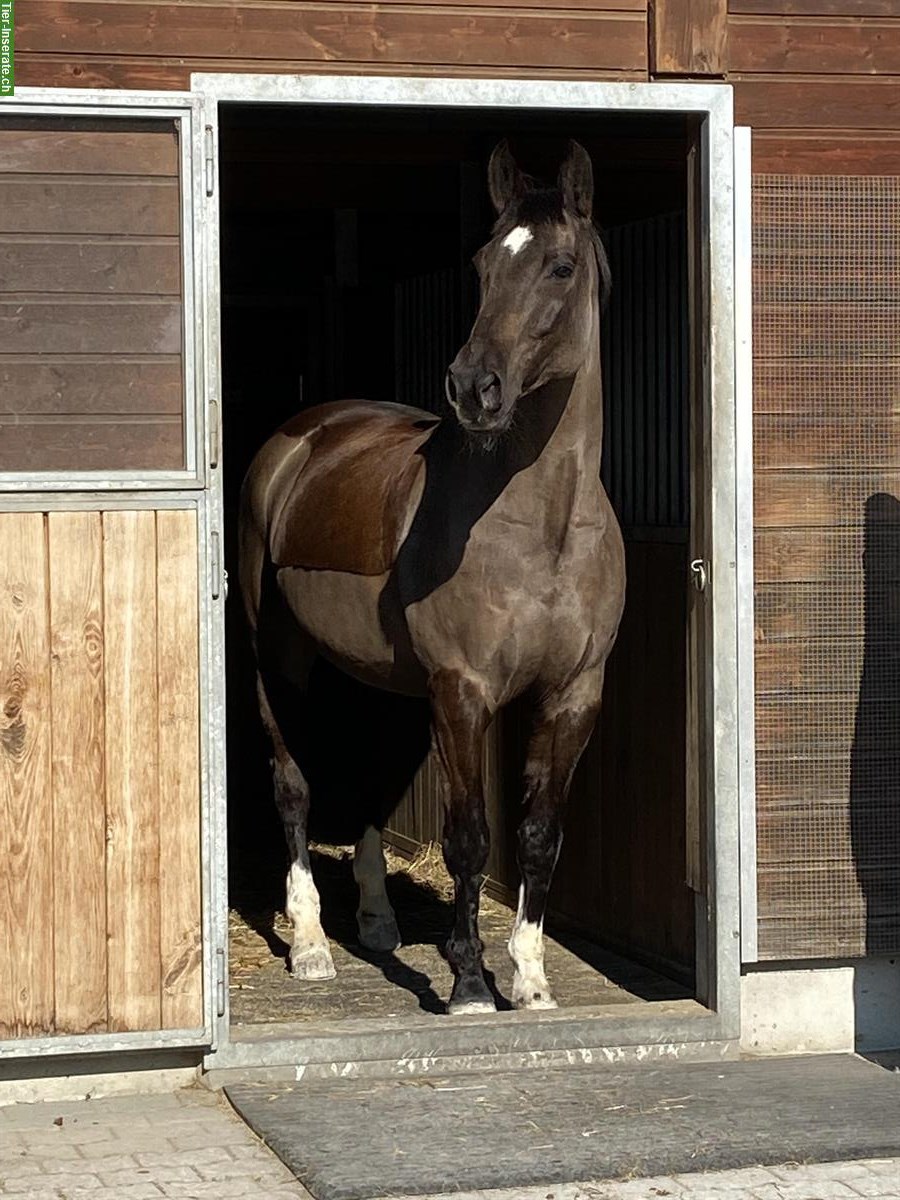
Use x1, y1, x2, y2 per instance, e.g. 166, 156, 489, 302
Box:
220, 102, 697, 1015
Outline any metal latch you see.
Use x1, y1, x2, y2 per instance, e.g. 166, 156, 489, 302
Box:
216, 947, 226, 1018
208, 397, 221, 469
211, 531, 223, 600
690, 558, 709, 593
204, 125, 215, 197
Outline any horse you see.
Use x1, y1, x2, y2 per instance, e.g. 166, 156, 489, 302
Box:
239, 139, 625, 1015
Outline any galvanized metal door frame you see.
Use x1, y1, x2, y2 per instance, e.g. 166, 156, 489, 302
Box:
0, 89, 219, 1062
0, 89, 208, 491
734, 127, 758, 964
191, 73, 746, 1069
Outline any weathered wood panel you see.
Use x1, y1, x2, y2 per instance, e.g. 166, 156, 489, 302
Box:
0, 507, 206, 1041
754, 528, 869, 583
156, 511, 203, 1031
731, 0, 900, 16
49, 512, 107, 1035
0, 515, 54, 1040
0, 125, 178, 176
0, 360, 183, 416
0, 118, 186, 474
18, 3, 648, 72
104, 511, 162, 1033
0, 238, 181, 296
0, 300, 182, 357
755, 417, 900, 472
0, 420, 184, 474
730, 15, 900, 75
754, 472, 900, 528
752, 136, 900, 175
17, 55, 648, 93
651, 0, 727, 74
0, 178, 181, 236
734, 79, 900, 128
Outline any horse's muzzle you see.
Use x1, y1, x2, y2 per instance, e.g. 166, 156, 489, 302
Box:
445, 363, 509, 433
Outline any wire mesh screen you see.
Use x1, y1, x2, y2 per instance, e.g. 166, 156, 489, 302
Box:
754, 173, 900, 959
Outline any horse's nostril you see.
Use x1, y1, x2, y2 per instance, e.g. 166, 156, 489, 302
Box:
478, 373, 502, 413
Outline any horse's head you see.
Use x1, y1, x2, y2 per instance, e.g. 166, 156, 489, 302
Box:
446, 140, 610, 440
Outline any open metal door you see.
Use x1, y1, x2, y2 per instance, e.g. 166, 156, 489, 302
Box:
685, 116, 750, 1015
0, 89, 220, 1059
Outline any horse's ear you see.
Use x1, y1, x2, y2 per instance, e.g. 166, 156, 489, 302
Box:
558, 140, 593, 220
488, 140, 526, 216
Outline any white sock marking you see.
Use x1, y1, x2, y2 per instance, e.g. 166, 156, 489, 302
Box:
286, 862, 327, 948
502, 225, 533, 256
508, 884, 556, 1008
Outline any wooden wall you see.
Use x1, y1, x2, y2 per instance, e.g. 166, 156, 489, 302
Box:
17, 0, 649, 92
0, 508, 203, 1038
0, 116, 185, 473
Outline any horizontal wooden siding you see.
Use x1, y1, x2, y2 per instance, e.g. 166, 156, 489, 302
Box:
0, 117, 185, 473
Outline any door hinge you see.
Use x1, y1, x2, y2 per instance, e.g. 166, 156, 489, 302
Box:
216, 947, 226, 1018
204, 125, 215, 197
211, 530, 226, 600
208, 396, 221, 470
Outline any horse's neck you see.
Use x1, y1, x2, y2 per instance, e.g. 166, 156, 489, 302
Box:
501, 341, 604, 517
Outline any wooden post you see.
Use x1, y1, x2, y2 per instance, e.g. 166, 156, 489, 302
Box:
650, 0, 728, 77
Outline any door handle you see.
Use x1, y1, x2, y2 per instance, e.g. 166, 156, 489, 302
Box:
690, 558, 708, 593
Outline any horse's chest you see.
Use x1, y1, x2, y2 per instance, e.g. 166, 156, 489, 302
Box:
404, 529, 602, 697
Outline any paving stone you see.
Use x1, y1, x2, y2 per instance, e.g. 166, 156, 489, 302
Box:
99, 1165, 201, 1187
134, 1146, 231, 1169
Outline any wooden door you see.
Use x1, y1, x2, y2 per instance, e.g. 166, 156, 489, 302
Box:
0, 99, 212, 1050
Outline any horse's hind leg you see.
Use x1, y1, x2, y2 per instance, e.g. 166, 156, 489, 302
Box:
353, 827, 401, 952
257, 670, 336, 981
431, 670, 495, 1015
510, 670, 604, 1010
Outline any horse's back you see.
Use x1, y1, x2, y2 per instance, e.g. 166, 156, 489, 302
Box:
243, 400, 438, 579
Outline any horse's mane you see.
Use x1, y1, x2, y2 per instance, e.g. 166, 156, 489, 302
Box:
492, 184, 612, 309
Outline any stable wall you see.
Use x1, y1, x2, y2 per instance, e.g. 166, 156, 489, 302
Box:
9, 0, 900, 981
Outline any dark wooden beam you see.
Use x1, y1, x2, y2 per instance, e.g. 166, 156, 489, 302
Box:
650, 0, 728, 75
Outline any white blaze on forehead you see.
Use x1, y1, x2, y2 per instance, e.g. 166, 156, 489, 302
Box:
502, 225, 533, 256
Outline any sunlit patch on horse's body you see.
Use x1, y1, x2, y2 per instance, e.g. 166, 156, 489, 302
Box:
240, 139, 625, 1014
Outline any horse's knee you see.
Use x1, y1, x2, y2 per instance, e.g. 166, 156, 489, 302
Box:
442, 803, 490, 880
517, 810, 562, 879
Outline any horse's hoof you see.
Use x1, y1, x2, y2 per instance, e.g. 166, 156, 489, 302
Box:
290, 945, 336, 981
358, 913, 402, 953
449, 998, 497, 1016
512, 978, 558, 1011
448, 976, 496, 1016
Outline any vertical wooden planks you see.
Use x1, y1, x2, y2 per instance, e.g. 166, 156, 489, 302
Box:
49, 512, 108, 1034
650, 0, 727, 75
0, 514, 54, 1038
156, 510, 203, 1030
104, 510, 161, 1032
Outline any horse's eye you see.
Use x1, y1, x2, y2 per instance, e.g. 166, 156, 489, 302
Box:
551, 263, 574, 280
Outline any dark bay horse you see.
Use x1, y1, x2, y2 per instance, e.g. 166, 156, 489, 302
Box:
239, 140, 625, 1014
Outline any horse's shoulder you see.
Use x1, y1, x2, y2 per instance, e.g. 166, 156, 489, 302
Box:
270, 402, 437, 576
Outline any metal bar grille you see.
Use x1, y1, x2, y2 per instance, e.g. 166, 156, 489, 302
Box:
601, 211, 689, 532
753, 172, 900, 960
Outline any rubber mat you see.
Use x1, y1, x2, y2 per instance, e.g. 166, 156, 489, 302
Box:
226, 1053, 900, 1199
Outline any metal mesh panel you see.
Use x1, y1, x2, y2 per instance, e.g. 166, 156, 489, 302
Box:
753, 173, 900, 959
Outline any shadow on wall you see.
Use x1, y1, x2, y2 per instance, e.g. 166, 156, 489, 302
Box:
850, 492, 900, 958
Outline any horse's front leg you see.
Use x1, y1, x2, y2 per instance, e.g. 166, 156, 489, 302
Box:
510, 669, 604, 1010
430, 670, 495, 1015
